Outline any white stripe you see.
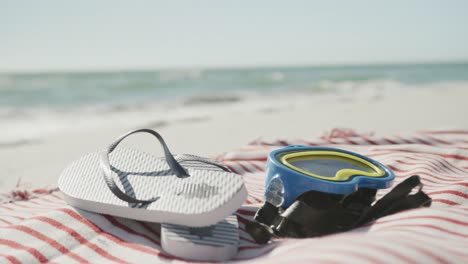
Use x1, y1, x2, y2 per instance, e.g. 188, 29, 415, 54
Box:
0, 244, 40, 264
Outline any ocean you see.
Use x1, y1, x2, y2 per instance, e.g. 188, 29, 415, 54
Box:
1, 63, 467, 144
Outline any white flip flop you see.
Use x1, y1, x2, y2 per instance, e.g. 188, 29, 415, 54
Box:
58, 129, 247, 227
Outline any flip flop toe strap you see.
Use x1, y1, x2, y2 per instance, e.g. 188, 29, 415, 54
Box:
99, 128, 189, 204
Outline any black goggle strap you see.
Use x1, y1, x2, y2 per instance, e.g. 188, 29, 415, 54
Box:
356, 175, 432, 226
246, 175, 431, 244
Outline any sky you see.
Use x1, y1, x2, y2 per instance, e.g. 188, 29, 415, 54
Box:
1, 0, 468, 72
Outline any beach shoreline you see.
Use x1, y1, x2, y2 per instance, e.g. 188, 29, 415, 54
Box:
1, 86, 467, 193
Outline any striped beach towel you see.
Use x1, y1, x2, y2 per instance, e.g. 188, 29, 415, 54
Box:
1, 129, 467, 263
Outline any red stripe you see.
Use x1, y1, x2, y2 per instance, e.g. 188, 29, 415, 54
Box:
413, 136, 434, 145
428, 190, 468, 199
7, 201, 55, 211
102, 217, 188, 262
383, 137, 399, 145
314, 248, 385, 264
8, 225, 89, 263
387, 165, 463, 182
361, 136, 379, 145
222, 157, 267, 162
19, 198, 58, 207
344, 137, 360, 145
379, 148, 468, 161
237, 208, 256, 216
400, 237, 468, 258
387, 165, 459, 183
378, 234, 467, 262
436, 157, 468, 175
380, 223, 467, 237
49, 193, 64, 201
396, 178, 464, 189
375, 215, 468, 227
229, 164, 244, 174
59, 209, 174, 260
387, 160, 460, 177
390, 154, 467, 175
390, 159, 460, 177
35, 216, 128, 264
395, 136, 415, 144
237, 162, 253, 174
424, 135, 452, 145
0, 253, 21, 264
0, 238, 48, 263
392, 159, 448, 175
224, 164, 236, 173
237, 146, 267, 152
378, 227, 465, 244
26, 199, 50, 206
452, 146, 468, 150
320, 136, 336, 145
355, 242, 418, 264
0, 205, 14, 211
33, 195, 64, 206
0, 218, 12, 225
29, 195, 65, 206
422, 130, 468, 135
324, 137, 342, 145
0, 216, 24, 221
362, 231, 468, 261
420, 155, 468, 175
445, 208, 468, 217
278, 243, 384, 263
432, 199, 460, 205
390, 176, 440, 186
367, 151, 409, 158
402, 157, 463, 175
249, 162, 265, 172
400, 153, 468, 174
236, 214, 252, 225
251, 195, 264, 203
400, 240, 452, 264
300, 139, 319, 146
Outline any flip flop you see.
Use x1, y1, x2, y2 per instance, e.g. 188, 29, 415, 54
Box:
58, 129, 247, 227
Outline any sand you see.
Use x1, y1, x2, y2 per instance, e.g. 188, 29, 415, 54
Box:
1, 87, 467, 193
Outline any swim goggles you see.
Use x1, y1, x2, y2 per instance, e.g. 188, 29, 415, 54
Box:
265, 145, 394, 208
246, 146, 432, 243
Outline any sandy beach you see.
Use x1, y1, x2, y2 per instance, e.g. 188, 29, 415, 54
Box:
1, 85, 467, 193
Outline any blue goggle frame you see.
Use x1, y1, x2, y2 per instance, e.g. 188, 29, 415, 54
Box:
265, 145, 395, 208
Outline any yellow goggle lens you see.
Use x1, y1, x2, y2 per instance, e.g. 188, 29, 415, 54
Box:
280, 151, 385, 182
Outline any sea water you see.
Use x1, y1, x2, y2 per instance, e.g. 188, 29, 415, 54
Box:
1, 63, 467, 144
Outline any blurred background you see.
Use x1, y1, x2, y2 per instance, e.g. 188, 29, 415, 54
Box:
0, 1, 467, 190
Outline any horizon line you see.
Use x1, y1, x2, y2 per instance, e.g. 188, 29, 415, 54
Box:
1, 59, 467, 75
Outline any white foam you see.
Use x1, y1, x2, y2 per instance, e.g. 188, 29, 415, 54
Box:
1, 80, 467, 145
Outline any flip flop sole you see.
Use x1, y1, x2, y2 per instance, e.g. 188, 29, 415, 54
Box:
58, 148, 247, 227
161, 214, 239, 261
